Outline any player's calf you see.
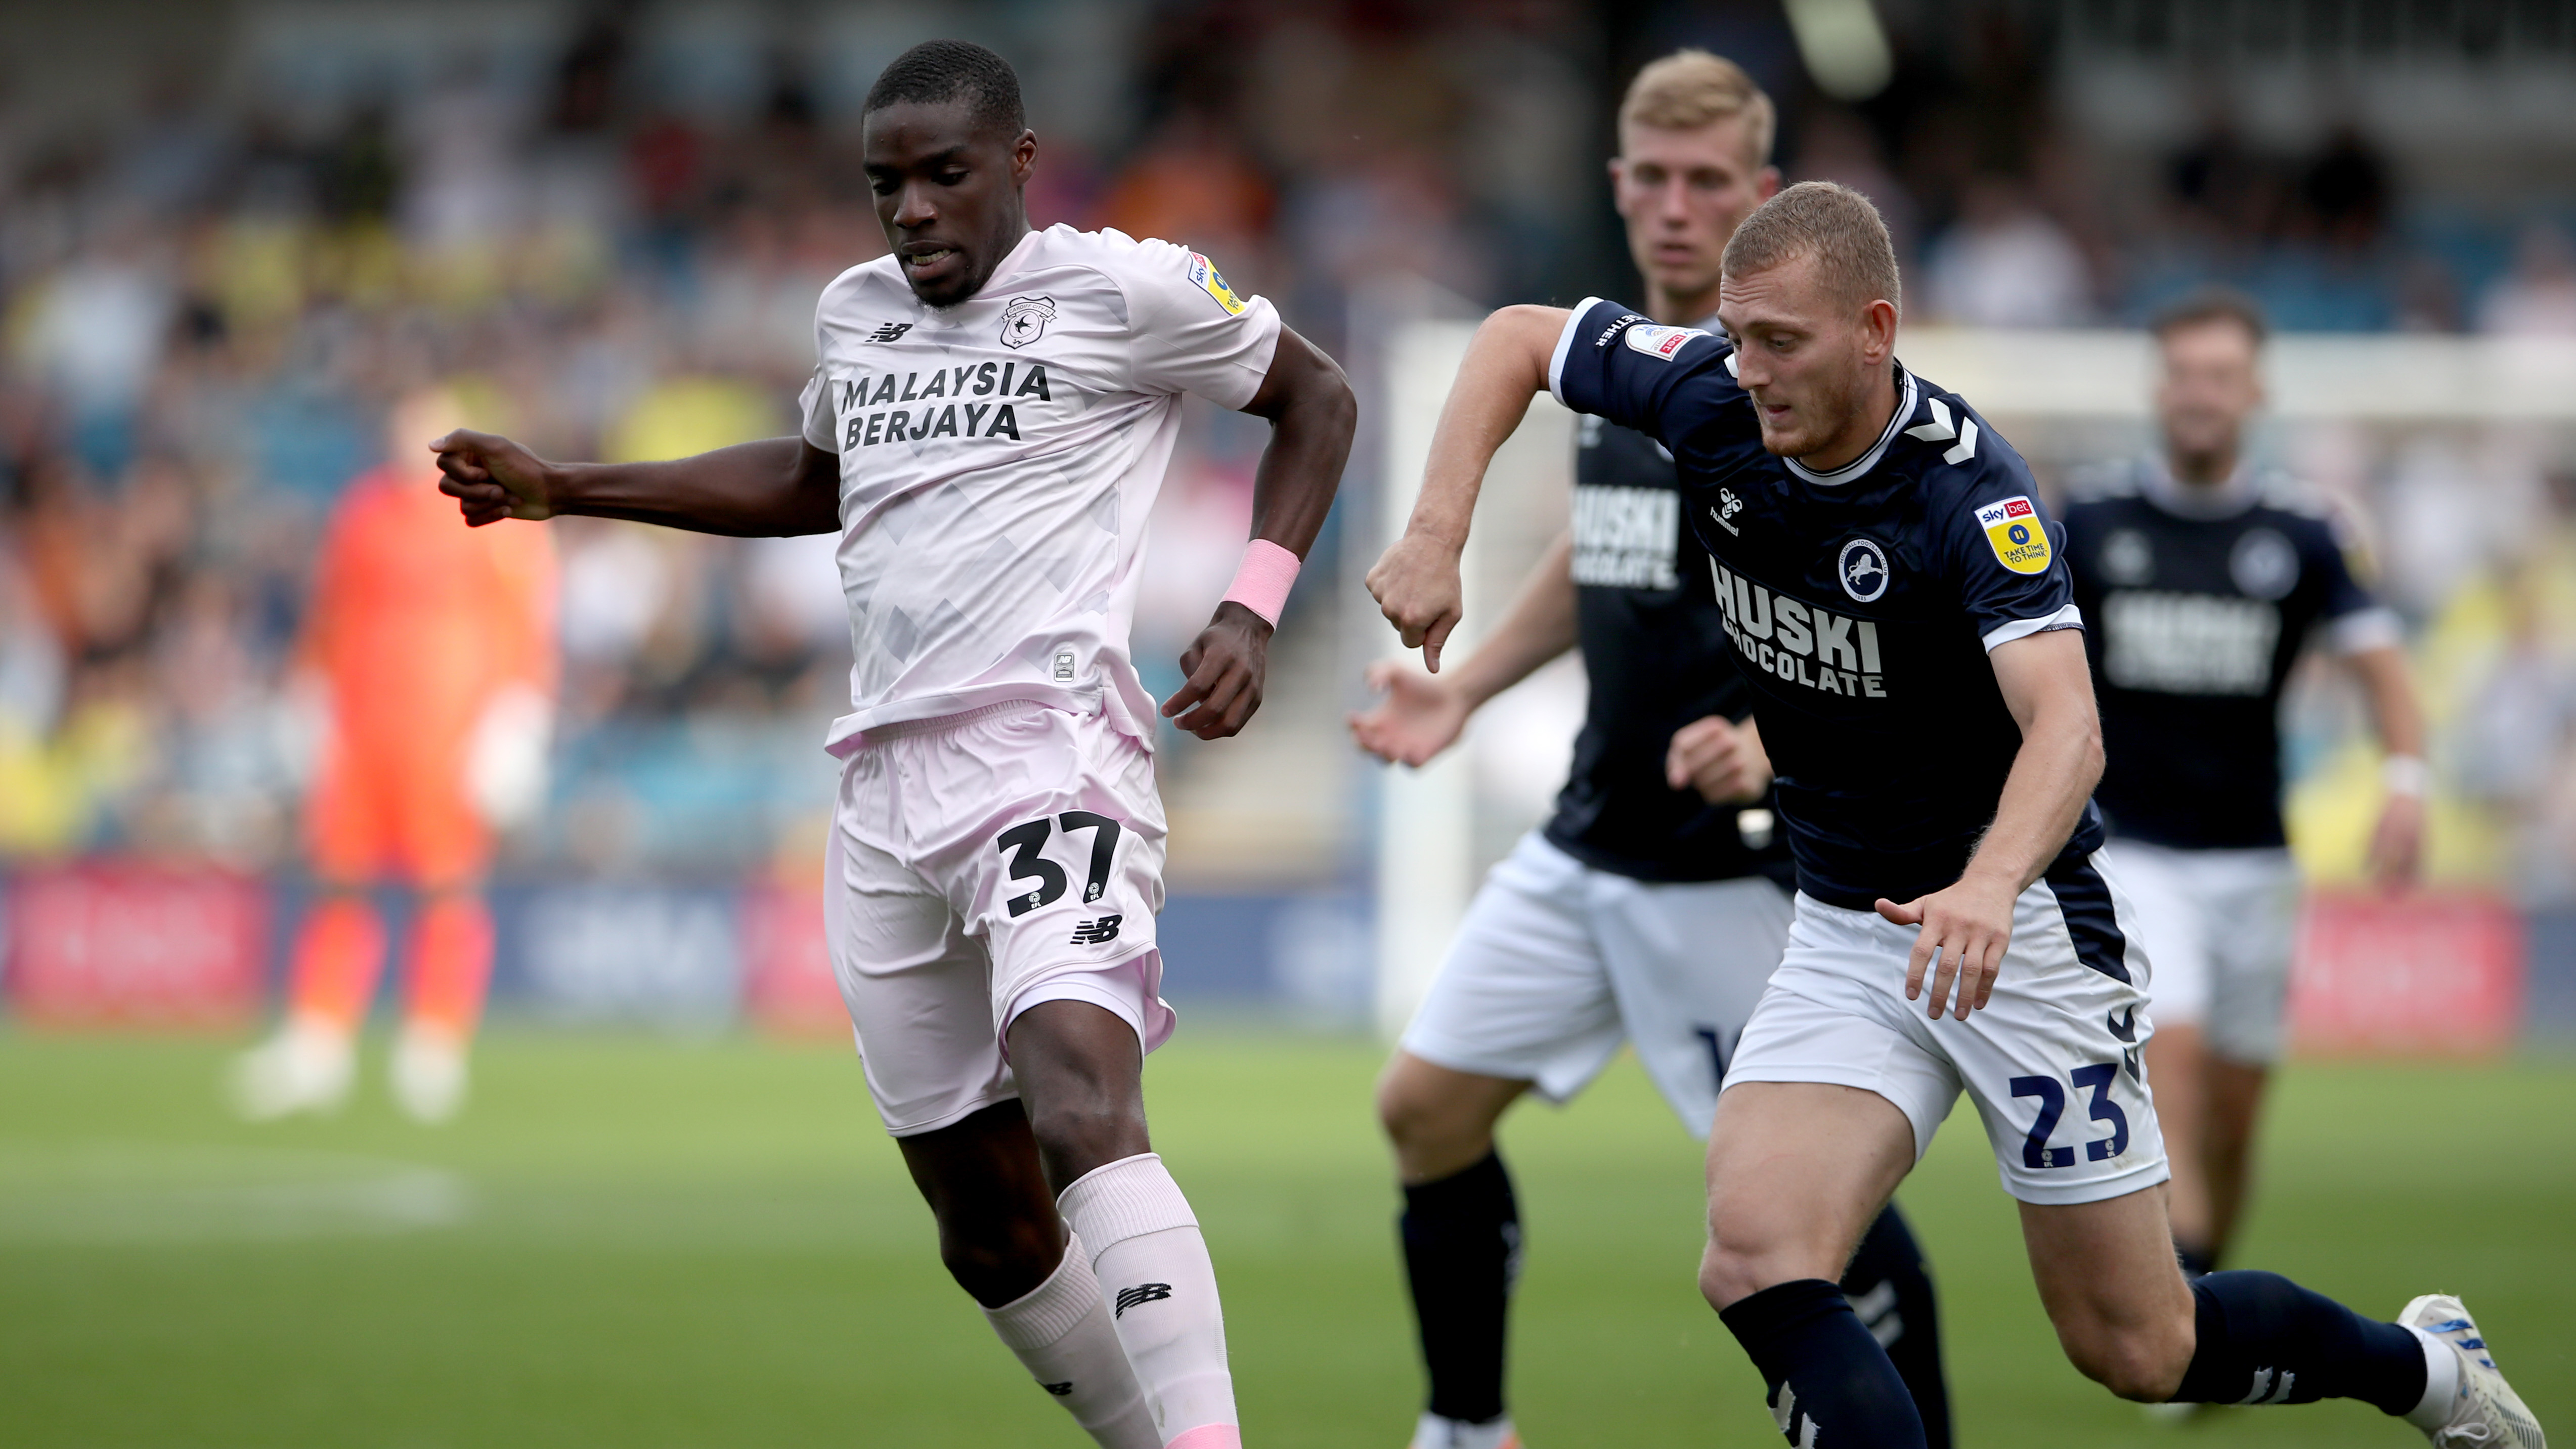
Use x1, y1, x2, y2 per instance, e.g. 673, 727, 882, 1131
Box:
1012, 1003, 1242, 1445
897, 1101, 1069, 1306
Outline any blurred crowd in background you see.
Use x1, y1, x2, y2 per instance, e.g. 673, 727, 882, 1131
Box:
3, 0, 2575, 914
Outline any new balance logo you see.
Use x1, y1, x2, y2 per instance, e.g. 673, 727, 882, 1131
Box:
1041, 1381, 1074, 1397
867, 322, 913, 342
1903, 397, 1980, 465
1070, 915, 1123, 945
1114, 1283, 1171, 1318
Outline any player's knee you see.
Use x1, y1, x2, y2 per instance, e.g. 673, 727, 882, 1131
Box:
1023, 1093, 1146, 1178
2063, 1316, 2194, 1402
1698, 1235, 1781, 1311
1374, 1072, 1442, 1151
935, 1210, 1064, 1307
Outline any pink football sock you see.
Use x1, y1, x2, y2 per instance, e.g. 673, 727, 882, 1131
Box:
981, 1232, 1161, 1448
1058, 1154, 1240, 1446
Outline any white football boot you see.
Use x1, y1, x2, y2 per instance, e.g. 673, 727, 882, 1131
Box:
229, 1016, 355, 1120
389, 1025, 470, 1125
2403, 1293, 2545, 1448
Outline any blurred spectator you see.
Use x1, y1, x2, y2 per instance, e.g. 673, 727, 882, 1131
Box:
2477, 223, 2576, 337
2299, 125, 2390, 254
1097, 117, 1276, 264
1920, 175, 2092, 327
11, 223, 174, 476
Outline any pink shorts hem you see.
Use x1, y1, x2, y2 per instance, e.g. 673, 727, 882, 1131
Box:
1000, 947, 1177, 1057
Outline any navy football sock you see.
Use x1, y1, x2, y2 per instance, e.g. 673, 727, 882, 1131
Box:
1399, 1151, 1520, 1425
1842, 1206, 1952, 1449
1719, 1278, 1928, 1448
2171, 1271, 2426, 1413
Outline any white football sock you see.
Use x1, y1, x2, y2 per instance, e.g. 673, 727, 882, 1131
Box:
1412, 1410, 1518, 1449
1059, 1154, 1239, 1447
981, 1232, 1161, 1449
2403, 1325, 2463, 1429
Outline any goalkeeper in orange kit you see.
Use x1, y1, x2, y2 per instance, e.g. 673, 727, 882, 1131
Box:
233, 386, 556, 1123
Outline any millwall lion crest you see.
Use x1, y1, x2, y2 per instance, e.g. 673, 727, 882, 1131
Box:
1000, 295, 1056, 348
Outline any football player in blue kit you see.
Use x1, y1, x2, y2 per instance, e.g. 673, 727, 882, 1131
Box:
1368, 182, 2540, 1447
1350, 52, 1946, 1449
2062, 288, 2427, 1286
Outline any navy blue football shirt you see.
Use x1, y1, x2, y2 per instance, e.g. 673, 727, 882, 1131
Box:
1544, 411, 1797, 888
1548, 297, 2106, 909
2062, 458, 2397, 850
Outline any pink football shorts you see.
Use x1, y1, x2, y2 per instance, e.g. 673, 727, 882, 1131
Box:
824, 701, 1174, 1137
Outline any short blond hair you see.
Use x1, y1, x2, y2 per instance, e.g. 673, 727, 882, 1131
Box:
1619, 50, 1775, 166
1723, 181, 1902, 315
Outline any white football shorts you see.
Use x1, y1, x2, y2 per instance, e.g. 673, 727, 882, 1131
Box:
824, 701, 1173, 1137
1400, 830, 1796, 1138
2104, 839, 2298, 1065
1725, 854, 2170, 1206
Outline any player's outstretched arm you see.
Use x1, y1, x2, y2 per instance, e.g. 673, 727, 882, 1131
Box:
433, 431, 841, 538
1351, 531, 1579, 766
1366, 304, 1569, 672
1161, 325, 1357, 741
1877, 628, 2103, 1020
2345, 643, 2428, 888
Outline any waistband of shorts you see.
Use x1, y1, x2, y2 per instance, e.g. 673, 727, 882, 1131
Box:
852, 698, 1061, 745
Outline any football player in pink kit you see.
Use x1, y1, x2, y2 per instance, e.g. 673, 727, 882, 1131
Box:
433, 42, 1353, 1449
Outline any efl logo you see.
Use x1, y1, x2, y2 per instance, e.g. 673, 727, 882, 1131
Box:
1974, 495, 2052, 575
1624, 324, 1707, 361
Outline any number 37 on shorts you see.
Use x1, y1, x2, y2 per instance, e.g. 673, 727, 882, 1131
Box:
994, 810, 1137, 947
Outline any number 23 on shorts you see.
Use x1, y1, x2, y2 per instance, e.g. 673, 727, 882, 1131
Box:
2010, 1062, 2132, 1170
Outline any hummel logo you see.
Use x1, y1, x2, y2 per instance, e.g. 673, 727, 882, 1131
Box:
867, 322, 913, 343
1041, 1381, 1075, 1397
1771, 1383, 1820, 1449
2107, 1006, 2137, 1043
1114, 1283, 1171, 1318
1711, 489, 1745, 536
1902, 398, 1979, 465
2237, 1367, 2298, 1405
1070, 914, 1123, 945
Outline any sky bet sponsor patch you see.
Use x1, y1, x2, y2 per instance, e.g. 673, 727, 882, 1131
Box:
1976, 495, 2052, 574
1187, 252, 1246, 316
1622, 323, 1708, 361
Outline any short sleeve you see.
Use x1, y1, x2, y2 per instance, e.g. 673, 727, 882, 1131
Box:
1117, 240, 1283, 409
1947, 467, 2082, 653
2311, 513, 2402, 652
796, 367, 836, 451
1546, 297, 1739, 447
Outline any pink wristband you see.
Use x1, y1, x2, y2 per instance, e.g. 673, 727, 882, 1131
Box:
1219, 539, 1301, 626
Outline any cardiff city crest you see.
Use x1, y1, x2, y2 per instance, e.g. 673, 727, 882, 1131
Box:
1000, 295, 1056, 348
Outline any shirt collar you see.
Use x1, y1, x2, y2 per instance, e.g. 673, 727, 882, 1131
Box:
1783, 364, 1918, 488
944, 227, 1046, 308
2140, 453, 2263, 519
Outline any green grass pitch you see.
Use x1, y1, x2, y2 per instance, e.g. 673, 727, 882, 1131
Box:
1, 1028, 2568, 1446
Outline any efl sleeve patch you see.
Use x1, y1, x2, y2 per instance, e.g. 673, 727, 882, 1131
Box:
1185, 251, 1247, 316
1622, 323, 1709, 361
1975, 495, 2053, 574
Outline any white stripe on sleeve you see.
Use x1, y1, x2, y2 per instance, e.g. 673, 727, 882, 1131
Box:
1546, 297, 1600, 406
1982, 603, 2084, 653
2329, 606, 2404, 654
